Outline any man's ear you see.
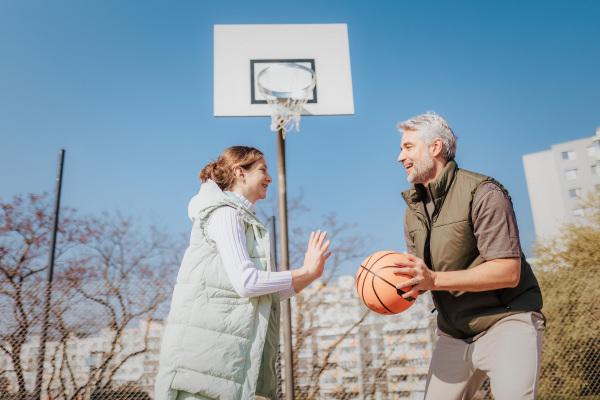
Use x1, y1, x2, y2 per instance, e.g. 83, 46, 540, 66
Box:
431, 138, 443, 157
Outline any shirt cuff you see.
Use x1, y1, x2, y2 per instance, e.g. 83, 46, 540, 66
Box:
279, 285, 298, 302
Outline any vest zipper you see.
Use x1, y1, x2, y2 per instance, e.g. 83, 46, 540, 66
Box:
426, 223, 464, 337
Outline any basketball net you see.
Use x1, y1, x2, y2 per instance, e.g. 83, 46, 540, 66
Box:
265, 97, 310, 136
257, 63, 316, 138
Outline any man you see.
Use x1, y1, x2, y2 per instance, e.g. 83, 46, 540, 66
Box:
394, 112, 545, 400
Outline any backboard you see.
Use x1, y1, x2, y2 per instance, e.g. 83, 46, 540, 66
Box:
214, 24, 354, 117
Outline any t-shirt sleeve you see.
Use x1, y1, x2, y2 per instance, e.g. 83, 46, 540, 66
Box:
472, 182, 523, 261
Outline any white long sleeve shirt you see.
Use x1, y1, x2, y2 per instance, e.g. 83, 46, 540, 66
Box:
207, 193, 297, 302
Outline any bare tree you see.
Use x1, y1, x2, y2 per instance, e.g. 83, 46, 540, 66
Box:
257, 192, 371, 398
49, 212, 182, 399
0, 194, 183, 399
287, 211, 370, 399
0, 193, 91, 397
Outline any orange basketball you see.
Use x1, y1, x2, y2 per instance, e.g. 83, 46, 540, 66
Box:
356, 251, 418, 315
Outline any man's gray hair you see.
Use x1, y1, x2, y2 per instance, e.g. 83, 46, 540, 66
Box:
397, 112, 458, 161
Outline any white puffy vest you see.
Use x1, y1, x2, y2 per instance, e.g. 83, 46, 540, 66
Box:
154, 180, 280, 400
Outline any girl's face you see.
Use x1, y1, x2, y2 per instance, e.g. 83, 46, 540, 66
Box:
234, 157, 272, 203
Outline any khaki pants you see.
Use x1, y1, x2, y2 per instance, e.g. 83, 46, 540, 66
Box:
425, 312, 545, 400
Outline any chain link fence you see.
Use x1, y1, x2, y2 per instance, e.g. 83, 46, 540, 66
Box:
0, 278, 169, 400
2, 194, 599, 399
1, 271, 599, 399
534, 265, 600, 400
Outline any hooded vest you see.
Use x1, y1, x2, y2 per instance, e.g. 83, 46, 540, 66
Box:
154, 180, 280, 400
402, 160, 543, 339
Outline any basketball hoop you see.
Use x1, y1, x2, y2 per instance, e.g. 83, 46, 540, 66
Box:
257, 63, 316, 137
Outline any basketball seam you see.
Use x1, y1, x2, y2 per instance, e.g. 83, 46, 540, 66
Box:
371, 271, 394, 314
357, 265, 365, 301
360, 264, 369, 306
357, 253, 375, 303
359, 264, 414, 299
371, 265, 416, 302
367, 251, 396, 269
358, 252, 416, 314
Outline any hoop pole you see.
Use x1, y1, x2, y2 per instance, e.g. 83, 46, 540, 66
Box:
276, 127, 295, 400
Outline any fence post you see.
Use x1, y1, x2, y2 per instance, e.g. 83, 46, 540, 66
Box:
34, 149, 65, 400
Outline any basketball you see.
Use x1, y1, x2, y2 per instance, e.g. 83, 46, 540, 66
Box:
356, 251, 418, 315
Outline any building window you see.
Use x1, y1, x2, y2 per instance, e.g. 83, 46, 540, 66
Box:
573, 208, 584, 218
569, 188, 582, 198
562, 150, 576, 160
565, 169, 578, 180
588, 146, 597, 157
592, 163, 599, 175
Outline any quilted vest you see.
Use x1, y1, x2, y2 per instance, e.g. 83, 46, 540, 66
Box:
402, 160, 543, 339
154, 180, 280, 400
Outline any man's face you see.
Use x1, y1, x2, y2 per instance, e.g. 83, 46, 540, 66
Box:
398, 130, 436, 184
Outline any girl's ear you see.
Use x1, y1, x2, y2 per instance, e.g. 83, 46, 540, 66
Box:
233, 166, 244, 180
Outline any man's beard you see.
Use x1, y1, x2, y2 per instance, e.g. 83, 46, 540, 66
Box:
407, 154, 436, 184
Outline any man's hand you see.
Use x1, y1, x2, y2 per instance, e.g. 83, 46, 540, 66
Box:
393, 252, 436, 299
393, 253, 521, 295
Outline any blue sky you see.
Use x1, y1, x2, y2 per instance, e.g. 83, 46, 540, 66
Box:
1, 1, 599, 275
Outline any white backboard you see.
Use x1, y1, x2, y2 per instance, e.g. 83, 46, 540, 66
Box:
214, 24, 354, 117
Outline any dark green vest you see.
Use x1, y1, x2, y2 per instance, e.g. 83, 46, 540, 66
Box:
402, 160, 543, 339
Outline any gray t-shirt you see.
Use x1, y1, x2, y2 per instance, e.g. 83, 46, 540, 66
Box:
404, 182, 523, 261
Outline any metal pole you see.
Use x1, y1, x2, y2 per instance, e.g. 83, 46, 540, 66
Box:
276, 127, 295, 400
270, 217, 278, 272
35, 149, 65, 400
269, 217, 285, 400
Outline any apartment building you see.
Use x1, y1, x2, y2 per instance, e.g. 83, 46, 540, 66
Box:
1, 277, 436, 400
0, 319, 164, 399
523, 127, 600, 239
287, 275, 436, 400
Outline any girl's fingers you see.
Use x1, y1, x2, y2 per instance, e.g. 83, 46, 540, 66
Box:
323, 250, 332, 260
313, 230, 321, 246
316, 230, 325, 245
308, 230, 331, 252
317, 231, 327, 247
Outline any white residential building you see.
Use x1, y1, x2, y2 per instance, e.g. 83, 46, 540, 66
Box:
287, 275, 437, 400
523, 127, 600, 239
0, 319, 165, 399
1, 278, 436, 400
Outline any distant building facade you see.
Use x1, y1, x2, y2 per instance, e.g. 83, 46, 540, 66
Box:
287, 275, 437, 400
523, 127, 600, 239
1, 278, 437, 400
0, 319, 163, 399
